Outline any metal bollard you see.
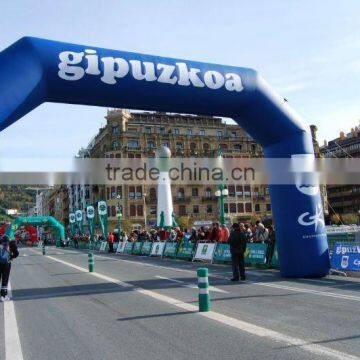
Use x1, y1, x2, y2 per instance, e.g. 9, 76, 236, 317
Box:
42, 244, 46, 255
88, 253, 94, 272
197, 268, 210, 312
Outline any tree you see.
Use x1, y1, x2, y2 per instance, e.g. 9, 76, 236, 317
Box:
121, 219, 133, 233
341, 213, 358, 225
330, 214, 341, 225
176, 216, 190, 231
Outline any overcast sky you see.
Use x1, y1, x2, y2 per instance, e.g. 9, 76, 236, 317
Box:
0, 0, 359, 158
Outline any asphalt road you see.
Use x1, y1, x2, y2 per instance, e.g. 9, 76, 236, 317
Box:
1, 246, 360, 360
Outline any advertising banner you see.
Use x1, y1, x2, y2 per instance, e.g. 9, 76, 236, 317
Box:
213, 243, 232, 262
86, 205, 95, 240
194, 243, 216, 261
132, 242, 143, 255
245, 243, 267, 264
163, 242, 178, 258
97, 201, 108, 237
99, 241, 107, 252
331, 243, 360, 271
176, 242, 195, 260
116, 241, 126, 254
150, 242, 166, 257
141, 242, 153, 255
124, 241, 134, 254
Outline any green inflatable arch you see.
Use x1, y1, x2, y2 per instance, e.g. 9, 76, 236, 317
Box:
5, 216, 65, 241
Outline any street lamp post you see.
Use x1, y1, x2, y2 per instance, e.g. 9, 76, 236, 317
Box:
215, 185, 229, 225
143, 193, 147, 230
116, 194, 122, 233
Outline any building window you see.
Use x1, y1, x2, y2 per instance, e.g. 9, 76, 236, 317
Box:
199, 129, 205, 136
245, 203, 252, 213
234, 144, 242, 151
149, 187, 156, 200
219, 143, 228, 150
179, 205, 186, 215
174, 128, 179, 135
192, 188, 198, 197
112, 126, 119, 135
129, 186, 135, 200
193, 205, 199, 214
205, 187, 212, 198
136, 186, 142, 199
162, 141, 170, 148
159, 127, 166, 135
190, 143, 197, 150
265, 187, 269, 195
145, 126, 151, 134
147, 140, 155, 149
112, 141, 119, 150
149, 206, 157, 215
224, 203, 229, 213
130, 205, 136, 217
128, 153, 134, 158
266, 203, 271, 211
251, 144, 256, 153
178, 188, 185, 199
237, 203, 244, 213
207, 204, 213, 213
176, 142, 183, 150
127, 140, 139, 148
116, 186, 122, 199
111, 186, 116, 198
255, 204, 260, 212
236, 186, 243, 197
228, 185, 235, 197
244, 185, 251, 198
230, 203, 237, 213
106, 187, 110, 200
203, 143, 210, 150
186, 128, 192, 136
111, 206, 116, 217
230, 131, 236, 138
137, 205, 143, 216
217, 130, 223, 137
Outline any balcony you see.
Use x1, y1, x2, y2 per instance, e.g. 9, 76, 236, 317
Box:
174, 196, 191, 203
201, 196, 218, 202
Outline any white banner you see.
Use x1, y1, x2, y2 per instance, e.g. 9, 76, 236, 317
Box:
86, 205, 95, 219
75, 210, 83, 222
99, 241, 107, 252
69, 213, 76, 224
150, 242, 166, 257
98, 201, 107, 215
116, 241, 126, 253
194, 243, 216, 261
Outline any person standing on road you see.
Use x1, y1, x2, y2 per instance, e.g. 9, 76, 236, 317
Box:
0, 234, 19, 301
108, 232, 115, 253
228, 223, 247, 282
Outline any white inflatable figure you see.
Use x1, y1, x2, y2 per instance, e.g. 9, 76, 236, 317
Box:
156, 146, 175, 228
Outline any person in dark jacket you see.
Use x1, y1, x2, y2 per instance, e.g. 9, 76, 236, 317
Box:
0, 234, 19, 301
228, 223, 247, 281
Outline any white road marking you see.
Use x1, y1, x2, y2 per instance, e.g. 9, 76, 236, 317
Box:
155, 275, 228, 293
92, 252, 360, 302
44, 254, 359, 360
38, 248, 360, 302
4, 282, 24, 360
255, 282, 360, 302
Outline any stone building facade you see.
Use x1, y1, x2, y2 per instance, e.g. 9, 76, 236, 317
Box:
87, 109, 272, 230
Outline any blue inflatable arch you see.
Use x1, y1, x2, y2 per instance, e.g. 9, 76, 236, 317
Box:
0, 37, 329, 277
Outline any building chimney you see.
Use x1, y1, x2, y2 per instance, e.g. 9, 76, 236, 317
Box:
339, 131, 345, 140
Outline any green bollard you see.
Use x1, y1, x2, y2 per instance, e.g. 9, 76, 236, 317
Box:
88, 253, 94, 272
197, 268, 210, 312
